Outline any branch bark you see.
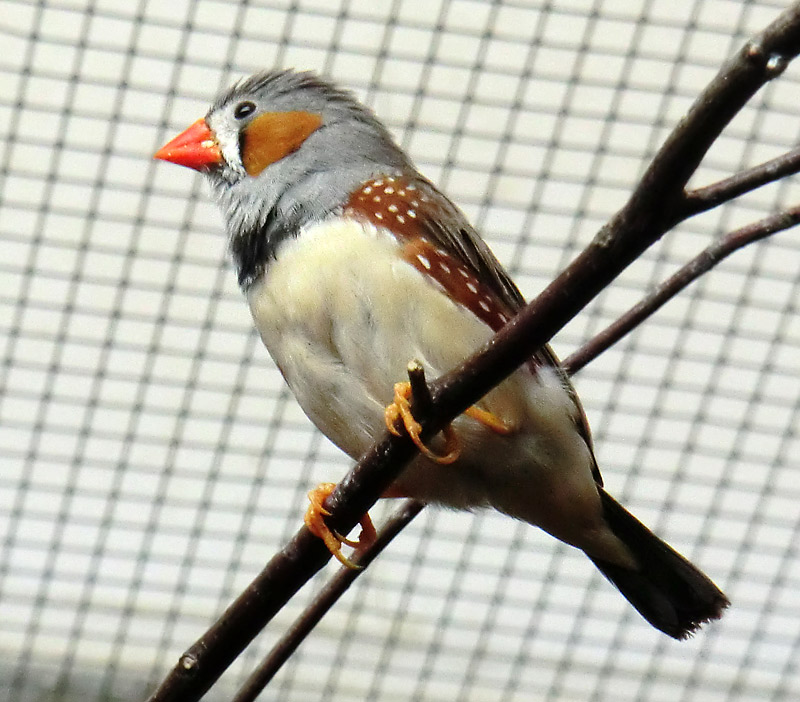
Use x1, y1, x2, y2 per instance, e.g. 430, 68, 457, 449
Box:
231, 499, 425, 702
563, 205, 800, 375
146, 5, 800, 701
685, 146, 800, 214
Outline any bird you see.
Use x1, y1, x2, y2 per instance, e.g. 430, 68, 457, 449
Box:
154, 69, 729, 639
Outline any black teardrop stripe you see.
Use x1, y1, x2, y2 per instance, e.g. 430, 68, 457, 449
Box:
230, 208, 297, 290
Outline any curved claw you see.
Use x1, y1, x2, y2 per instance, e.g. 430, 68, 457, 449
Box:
304, 482, 377, 570
384, 382, 460, 464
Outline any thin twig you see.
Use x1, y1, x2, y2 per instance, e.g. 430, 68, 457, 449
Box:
685, 146, 800, 215
145, 6, 800, 702
231, 499, 425, 702
563, 205, 800, 375
406, 359, 434, 416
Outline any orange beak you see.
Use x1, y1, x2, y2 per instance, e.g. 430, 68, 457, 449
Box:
154, 118, 223, 171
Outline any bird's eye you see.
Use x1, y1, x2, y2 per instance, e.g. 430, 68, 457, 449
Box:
234, 101, 256, 120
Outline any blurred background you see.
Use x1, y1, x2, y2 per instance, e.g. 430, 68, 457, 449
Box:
1, 1, 798, 700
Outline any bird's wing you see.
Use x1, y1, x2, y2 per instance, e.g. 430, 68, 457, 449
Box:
345, 172, 602, 484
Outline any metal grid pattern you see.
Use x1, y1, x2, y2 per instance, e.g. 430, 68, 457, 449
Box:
1, 1, 798, 700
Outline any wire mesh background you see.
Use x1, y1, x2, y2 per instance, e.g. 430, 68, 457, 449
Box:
1, 0, 799, 700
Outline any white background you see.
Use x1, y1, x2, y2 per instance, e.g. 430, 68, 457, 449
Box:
1, 1, 798, 700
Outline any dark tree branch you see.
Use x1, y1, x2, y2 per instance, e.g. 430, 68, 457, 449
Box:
425, 6, 800, 428
685, 146, 800, 214
231, 499, 426, 702
563, 205, 800, 375
146, 5, 800, 702
406, 359, 434, 415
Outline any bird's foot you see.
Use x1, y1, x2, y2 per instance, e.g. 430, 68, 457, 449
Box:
304, 482, 377, 569
384, 381, 460, 464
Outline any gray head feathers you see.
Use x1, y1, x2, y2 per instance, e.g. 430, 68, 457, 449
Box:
202, 69, 413, 288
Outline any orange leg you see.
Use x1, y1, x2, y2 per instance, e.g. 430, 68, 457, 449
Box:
464, 406, 515, 435
384, 381, 460, 464
384, 382, 515, 463
304, 482, 377, 569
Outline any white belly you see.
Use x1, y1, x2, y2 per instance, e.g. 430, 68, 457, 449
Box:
246, 216, 605, 546
247, 216, 504, 454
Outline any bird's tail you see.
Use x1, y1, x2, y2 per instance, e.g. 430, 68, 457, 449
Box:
588, 489, 729, 639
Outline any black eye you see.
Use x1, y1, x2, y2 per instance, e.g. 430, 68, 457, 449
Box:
234, 101, 256, 120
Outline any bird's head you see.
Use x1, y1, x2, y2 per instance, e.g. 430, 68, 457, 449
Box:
155, 70, 411, 248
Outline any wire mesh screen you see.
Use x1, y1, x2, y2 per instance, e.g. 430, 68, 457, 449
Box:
1, 1, 799, 700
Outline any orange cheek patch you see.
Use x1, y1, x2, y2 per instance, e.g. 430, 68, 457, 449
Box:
242, 111, 323, 176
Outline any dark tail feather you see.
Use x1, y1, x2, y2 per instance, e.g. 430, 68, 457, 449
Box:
588, 489, 729, 639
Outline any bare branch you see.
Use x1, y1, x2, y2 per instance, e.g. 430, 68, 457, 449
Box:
428, 4, 800, 422
406, 359, 434, 416
231, 499, 425, 702
685, 147, 800, 215
563, 205, 800, 375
